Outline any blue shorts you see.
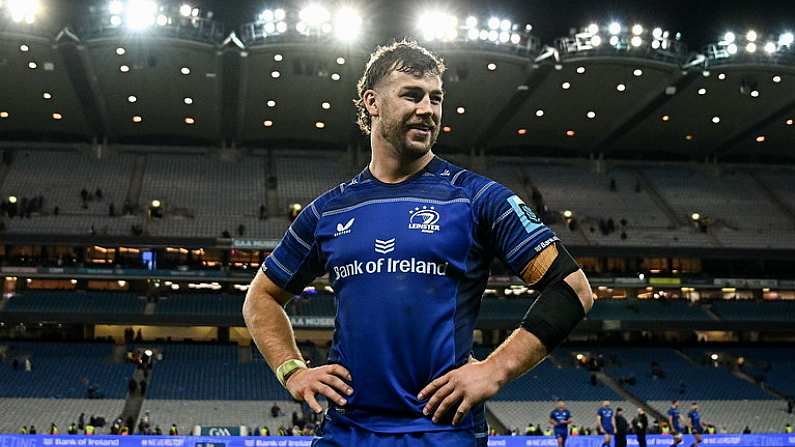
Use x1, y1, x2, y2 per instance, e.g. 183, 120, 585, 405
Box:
692, 426, 704, 435
312, 415, 488, 447
603, 427, 615, 435
554, 428, 568, 440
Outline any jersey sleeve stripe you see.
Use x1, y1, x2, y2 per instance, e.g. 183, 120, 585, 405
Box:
472, 181, 496, 203
310, 202, 321, 219
491, 208, 514, 230
288, 226, 312, 251
450, 169, 467, 185
505, 227, 550, 261
268, 254, 294, 276
322, 197, 470, 217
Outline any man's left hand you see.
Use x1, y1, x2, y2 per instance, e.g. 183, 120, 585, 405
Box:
417, 360, 503, 425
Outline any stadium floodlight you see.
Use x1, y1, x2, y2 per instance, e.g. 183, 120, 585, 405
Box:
156, 14, 168, 26
727, 43, 738, 54
652, 27, 663, 39
488, 30, 498, 42
126, 0, 157, 30
179, 3, 191, 16
110, 15, 122, 26
299, 4, 330, 27
780, 32, 794, 46
334, 7, 362, 42
630, 35, 642, 47
608, 22, 621, 35
8, 0, 40, 23
651, 40, 660, 49
465, 16, 477, 28
746, 30, 757, 42
467, 28, 479, 40
587, 23, 599, 34
609, 35, 619, 46
417, 10, 457, 41
590, 35, 602, 46
723, 31, 735, 44
499, 31, 509, 43
691, 212, 700, 221
632, 24, 643, 35
745, 42, 757, 53
487, 17, 499, 30
510, 33, 520, 44
764, 41, 777, 53
500, 19, 511, 32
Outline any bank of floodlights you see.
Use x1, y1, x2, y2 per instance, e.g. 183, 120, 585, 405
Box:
252, 4, 361, 42
102, 0, 209, 31
415, 10, 533, 49
708, 29, 794, 60
2, 0, 41, 24
564, 21, 682, 56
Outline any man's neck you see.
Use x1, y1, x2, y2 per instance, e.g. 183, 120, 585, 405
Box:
368, 136, 435, 184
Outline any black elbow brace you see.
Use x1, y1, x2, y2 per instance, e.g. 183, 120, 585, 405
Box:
520, 279, 585, 351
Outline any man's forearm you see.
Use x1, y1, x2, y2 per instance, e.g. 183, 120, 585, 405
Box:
484, 327, 547, 387
242, 291, 302, 372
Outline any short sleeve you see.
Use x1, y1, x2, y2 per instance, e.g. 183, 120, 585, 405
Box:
475, 181, 559, 277
261, 202, 325, 295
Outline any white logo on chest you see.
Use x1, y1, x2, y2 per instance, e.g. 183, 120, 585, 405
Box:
408, 206, 440, 234
334, 217, 355, 237
374, 238, 395, 254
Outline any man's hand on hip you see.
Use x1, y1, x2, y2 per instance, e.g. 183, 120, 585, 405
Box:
285, 364, 354, 413
417, 360, 502, 425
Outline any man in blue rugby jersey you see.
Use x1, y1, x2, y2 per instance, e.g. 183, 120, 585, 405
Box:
243, 40, 593, 446
687, 402, 703, 447
668, 400, 684, 447
549, 400, 573, 447
597, 401, 615, 447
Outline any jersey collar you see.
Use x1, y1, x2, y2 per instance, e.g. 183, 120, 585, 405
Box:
357, 156, 447, 184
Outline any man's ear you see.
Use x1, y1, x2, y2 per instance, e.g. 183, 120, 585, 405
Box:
363, 89, 379, 118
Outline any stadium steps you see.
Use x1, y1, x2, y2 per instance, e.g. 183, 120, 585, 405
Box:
633, 169, 683, 228
121, 367, 148, 432
747, 169, 795, 229
485, 406, 508, 435
594, 371, 665, 421
673, 349, 702, 366
125, 154, 147, 208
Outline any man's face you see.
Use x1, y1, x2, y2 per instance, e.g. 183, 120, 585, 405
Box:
371, 68, 443, 158
603, 401, 610, 407
558, 401, 566, 410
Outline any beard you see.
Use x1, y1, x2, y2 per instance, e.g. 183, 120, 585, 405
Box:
379, 113, 439, 160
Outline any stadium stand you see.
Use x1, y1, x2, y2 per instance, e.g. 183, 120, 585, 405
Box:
0, 342, 134, 399
3, 292, 146, 315
709, 300, 795, 322
488, 400, 629, 434
155, 294, 244, 317
586, 299, 712, 321
139, 399, 301, 434
0, 398, 126, 434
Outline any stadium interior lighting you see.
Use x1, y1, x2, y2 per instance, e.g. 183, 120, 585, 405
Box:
266, 100, 276, 107
718, 73, 726, 80
750, 90, 759, 97
132, 115, 142, 123
334, 7, 362, 42
151, 200, 161, 208
745, 42, 756, 53
576, 66, 586, 74
702, 70, 710, 77
19, 44, 29, 52
746, 30, 757, 42
184, 116, 195, 125
616, 83, 626, 92
184, 97, 193, 104
712, 116, 720, 124
661, 115, 670, 122
120, 64, 130, 72
781, 32, 794, 46
764, 42, 777, 53
632, 24, 643, 35
487, 63, 497, 71
590, 35, 602, 46
608, 22, 621, 35
727, 43, 738, 54
297, 4, 331, 35
691, 212, 700, 221
456, 106, 465, 114
179, 3, 191, 16
417, 10, 458, 42
586, 111, 596, 119
710, 353, 719, 361
442, 125, 452, 133
8, 0, 40, 23
321, 101, 331, 110
535, 109, 544, 117
755, 135, 766, 142
331, 73, 341, 80
116, 47, 126, 55
563, 210, 573, 218
630, 36, 642, 47
723, 31, 735, 44
27, 61, 37, 69
685, 134, 694, 141
273, 54, 283, 61
517, 128, 527, 135
180, 66, 190, 75
263, 120, 273, 127
633, 69, 643, 76
42, 92, 52, 99
698, 88, 707, 95
127, 95, 137, 103
773, 75, 782, 83
786, 119, 793, 126
565, 129, 575, 137
52, 113, 62, 120
336, 57, 345, 64
561, 81, 571, 90
271, 70, 280, 78
315, 121, 325, 129
125, 0, 158, 31
587, 23, 599, 34
0, 112, 8, 118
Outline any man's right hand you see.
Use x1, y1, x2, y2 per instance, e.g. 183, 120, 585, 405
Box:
285, 364, 354, 413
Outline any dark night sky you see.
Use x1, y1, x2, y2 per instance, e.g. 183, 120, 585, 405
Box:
58, 0, 795, 50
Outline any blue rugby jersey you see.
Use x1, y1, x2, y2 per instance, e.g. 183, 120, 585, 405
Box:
550, 408, 572, 431
668, 407, 682, 432
687, 409, 701, 431
261, 157, 559, 433
597, 407, 614, 431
